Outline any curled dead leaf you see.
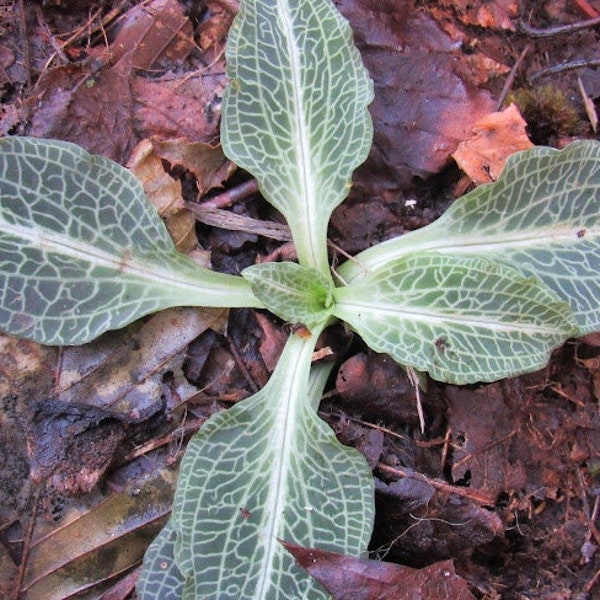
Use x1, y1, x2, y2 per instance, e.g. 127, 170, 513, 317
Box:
452, 104, 533, 184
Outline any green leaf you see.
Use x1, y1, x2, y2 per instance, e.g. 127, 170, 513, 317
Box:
0, 137, 260, 345
243, 262, 334, 327
147, 332, 373, 599
137, 522, 186, 600
221, 0, 373, 274
339, 141, 600, 334
334, 254, 578, 385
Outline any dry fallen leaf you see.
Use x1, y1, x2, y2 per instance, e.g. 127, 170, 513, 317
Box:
128, 139, 198, 253
26, 0, 202, 162
56, 307, 228, 418
336, 352, 422, 425
338, 0, 494, 194
21, 467, 177, 600
128, 137, 235, 252
441, 0, 518, 30
452, 104, 533, 184
150, 138, 235, 197
281, 541, 476, 600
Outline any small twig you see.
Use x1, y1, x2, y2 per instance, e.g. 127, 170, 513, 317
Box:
519, 15, 600, 38
12, 484, 43, 600
452, 430, 516, 471
407, 366, 425, 434
573, 0, 599, 19
120, 417, 206, 464
320, 408, 410, 442
187, 203, 292, 241
530, 58, 600, 82
440, 426, 452, 473
227, 336, 260, 393
495, 45, 531, 111
578, 468, 600, 546
376, 463, 495, 506
17, 0, 32, 89
585, 567, 600, 594
201, 179, 259, 209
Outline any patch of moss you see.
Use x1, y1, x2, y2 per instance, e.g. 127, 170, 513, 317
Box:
507, 85, 580, 144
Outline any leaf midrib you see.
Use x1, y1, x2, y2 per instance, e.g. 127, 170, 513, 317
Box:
355, 225, 600, 273
254, 335, 315, 598
2, 220, 207, 293
335, 299, 567, 334
278, 0, 319, 270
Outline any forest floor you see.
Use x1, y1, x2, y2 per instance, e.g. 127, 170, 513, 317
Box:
1, 0, 600, 598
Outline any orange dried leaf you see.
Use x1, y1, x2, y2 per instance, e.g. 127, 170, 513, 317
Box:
453, 104, 533, 184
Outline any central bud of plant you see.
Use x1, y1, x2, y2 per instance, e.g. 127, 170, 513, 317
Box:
242, 262, 335, 330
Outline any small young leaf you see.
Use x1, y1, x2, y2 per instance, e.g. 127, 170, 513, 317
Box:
0, 137, 260, 345
148, 332, 374, 599
334, 254, 578, 385
221, 0, 373, 273
243, 261, 334, 328
340, 141, 600, 333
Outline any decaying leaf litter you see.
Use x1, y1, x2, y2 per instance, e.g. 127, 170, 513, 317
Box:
1, 0, 600, 598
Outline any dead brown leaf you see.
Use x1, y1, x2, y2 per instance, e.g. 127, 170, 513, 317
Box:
338, 0, 494, 194
128, 137, 234, 252
336, 353, 422, 425
150, 137, 235, 197
441, 0, 518, 30
128, 139, 185, 218
56, 307, 228, 417
21, 467, 177, 600
452, 104, 534, 184
446, 372, 600, 505
28, 55, 135, 163
26, 0, 205, 162
128, 138, 197, 252
447, 383, 524, 498
110, 0, 195, 70
281, 541, 476, 600
133, 75, 226, 142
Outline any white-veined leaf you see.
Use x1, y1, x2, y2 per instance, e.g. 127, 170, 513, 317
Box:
339, 141, 600, 333
0, 137, 260, 345
151, 332, 373, 599
334, 254, 578, 384
243, 261, 334, 327
221, 0, 373, 273
137, 521, 186, 600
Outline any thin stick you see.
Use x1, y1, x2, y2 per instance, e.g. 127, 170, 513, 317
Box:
202, 179, 259, 209
12, 484, 42, 600
228, 336, 260, 393
376, 463, 495, 506
519, 15, 600, 38
17, 0, 31, 89
495, 45, 530, 111
530, 58, 600, 81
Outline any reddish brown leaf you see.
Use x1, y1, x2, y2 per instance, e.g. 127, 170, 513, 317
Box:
133, 75, 225, 141
127, 138, 198, 253
336, 352, 422, 424
438, 0, 517, 30
281, 541, 476, 600
110, 0, 195, 70
28, 55, 135, 163
150, 137, 234, 197
26, 0, 197, 162
338, 0, 494, 193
